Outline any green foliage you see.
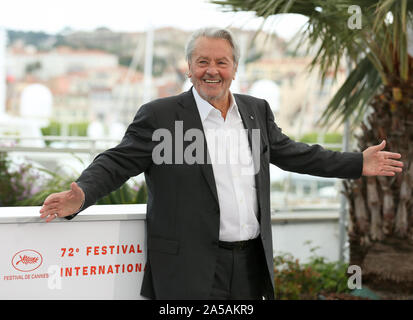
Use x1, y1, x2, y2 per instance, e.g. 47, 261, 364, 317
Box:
285, 132, 343, 151
96, 181, 147, 205
299, 132, 343, 144
20, 171, 147, 206
319, 57, 381, 130
0, 152, 42, 206
17, 168, 77, 207
20, 173, 147, 207
1, 152, 147, 207
274, 254, 320, 300
270, 181, 285, 192
41, 121, 89, 138
286, 132, 342, 143
274, 244, 350, 300
136, 183, 148, 204
213, 0, 413, 128
16, 154, 85, 206
116, 54, 168, 77
7, 30, 51, 49
152, 55, 168, 77
40, 121, 89, 146
25, 61, 42, 74
245, 51, 263, 64
119, 55, 133, 67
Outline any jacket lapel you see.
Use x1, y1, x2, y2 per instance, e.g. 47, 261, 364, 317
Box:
235, 95, 265, 218
177, 89, 220, 206
235, 93, 263, 165
235, 95, 260, 148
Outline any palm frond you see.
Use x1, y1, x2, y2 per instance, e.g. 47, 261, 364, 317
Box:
213, 0, 413, 128
318, 56, 382, 129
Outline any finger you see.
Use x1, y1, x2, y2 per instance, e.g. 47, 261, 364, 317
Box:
382, 166, 402, 173
40, 207, 59, 218
386, 159, 404, 167
45, 213, 58, 223
40, 202, 60, 213
43, 196, 61, 206
382, 151, 402, 159
40, 211, 49, 219
380, 170, 396, 177
71, 182, 84, 199
40, 203, 58, 212
373, 140, 386, 151
71, 182, 80, 192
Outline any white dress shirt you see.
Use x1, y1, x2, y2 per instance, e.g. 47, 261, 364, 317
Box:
192, 87, 260, 241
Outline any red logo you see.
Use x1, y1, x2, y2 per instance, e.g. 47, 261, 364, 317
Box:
12, 250, 43, 272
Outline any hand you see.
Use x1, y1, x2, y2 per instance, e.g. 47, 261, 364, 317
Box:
39, 182, 85, 222
362, 140, 403, 176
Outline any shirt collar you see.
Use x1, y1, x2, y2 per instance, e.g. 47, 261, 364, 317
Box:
192, 86, 238, 122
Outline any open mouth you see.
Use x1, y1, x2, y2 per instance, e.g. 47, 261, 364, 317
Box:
203, 79, 221, 84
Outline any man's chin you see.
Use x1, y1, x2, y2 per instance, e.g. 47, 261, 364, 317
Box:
199, 90, 225, 103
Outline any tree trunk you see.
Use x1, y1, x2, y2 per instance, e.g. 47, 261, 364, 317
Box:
345, 84, 413, 298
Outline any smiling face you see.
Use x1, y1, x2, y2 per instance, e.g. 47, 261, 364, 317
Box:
188, 37, 237, 109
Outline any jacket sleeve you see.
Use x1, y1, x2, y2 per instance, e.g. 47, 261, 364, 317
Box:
67, 103, 158, 218
264, 100, 363, 179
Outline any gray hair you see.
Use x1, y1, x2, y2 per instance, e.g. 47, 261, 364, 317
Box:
185, 27, 240, 65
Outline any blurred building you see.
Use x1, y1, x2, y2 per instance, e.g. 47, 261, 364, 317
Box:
4, 27, 347, 137
6, 45, 118, 80
245, 57, 347, 135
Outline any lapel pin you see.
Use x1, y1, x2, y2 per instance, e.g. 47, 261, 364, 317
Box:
250, 115, 254, 120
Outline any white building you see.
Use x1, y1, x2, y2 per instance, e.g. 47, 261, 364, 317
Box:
6, 46, 118, 80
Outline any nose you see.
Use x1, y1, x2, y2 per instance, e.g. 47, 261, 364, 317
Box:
206, 65, 219, 76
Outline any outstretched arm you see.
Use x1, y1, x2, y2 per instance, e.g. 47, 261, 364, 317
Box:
38, 103, 157, 222
264, 101, 403, 179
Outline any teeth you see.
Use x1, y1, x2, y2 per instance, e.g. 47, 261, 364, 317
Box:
204, 80, 220, 83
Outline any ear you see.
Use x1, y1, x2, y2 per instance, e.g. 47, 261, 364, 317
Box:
233, 64, 238, 80
187, 63, 192, 78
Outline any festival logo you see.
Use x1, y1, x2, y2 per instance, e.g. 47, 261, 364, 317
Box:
11, 249, 43, 272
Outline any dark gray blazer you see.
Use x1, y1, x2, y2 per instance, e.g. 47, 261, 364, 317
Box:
70, 88, 363, 299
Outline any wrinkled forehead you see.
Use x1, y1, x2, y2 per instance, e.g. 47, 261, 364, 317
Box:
190, 37, 235, 63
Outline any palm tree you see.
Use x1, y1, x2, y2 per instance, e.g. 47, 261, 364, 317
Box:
213, 0, 413, 297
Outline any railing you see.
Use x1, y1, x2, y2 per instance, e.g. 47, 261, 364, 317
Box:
0, 135, 344, 157
0, 135, 121, 158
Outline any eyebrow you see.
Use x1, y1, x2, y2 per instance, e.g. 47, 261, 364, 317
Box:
195, 56, 231, 62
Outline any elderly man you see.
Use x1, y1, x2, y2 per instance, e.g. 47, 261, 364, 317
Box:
39, 27, 403, 300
